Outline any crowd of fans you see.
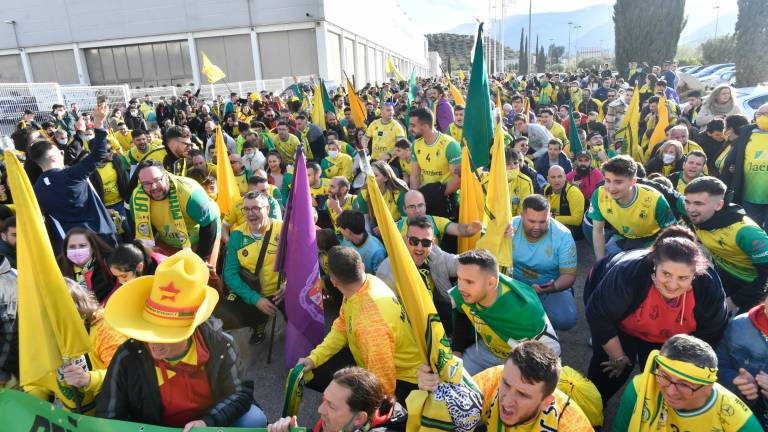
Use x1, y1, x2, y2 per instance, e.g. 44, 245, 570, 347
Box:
1, 59, 768, 431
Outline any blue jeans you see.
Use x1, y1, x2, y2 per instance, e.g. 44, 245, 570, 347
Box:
743, 202, 768, 231
582, 219, 629, 256
462, 318, 561, 375
231, 404, 268, 428
539, 289, 577, 331
462, 340, 505, 376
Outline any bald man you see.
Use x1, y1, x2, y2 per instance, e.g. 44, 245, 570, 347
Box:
395, 190, 482, 244
543, 165, 586, 237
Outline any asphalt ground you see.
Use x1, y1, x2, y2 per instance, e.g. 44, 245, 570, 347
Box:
233, 239, 628, 429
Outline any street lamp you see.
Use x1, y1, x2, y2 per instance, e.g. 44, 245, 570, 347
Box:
574, 25, 583, 58
713, 6, 721, 39
567, 21, 574, 58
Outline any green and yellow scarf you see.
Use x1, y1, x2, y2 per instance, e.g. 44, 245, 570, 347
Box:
629, 350, 723, 431
131, 175, 190, 248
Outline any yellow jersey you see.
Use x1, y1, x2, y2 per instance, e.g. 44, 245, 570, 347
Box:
588, 184, 676, 239
479, 169, 534, 217
308, 275, 421, 396
96, 163, 122, 206
413, 132, 462, 185
273, 134, 301, 165
366, 119, 406, 160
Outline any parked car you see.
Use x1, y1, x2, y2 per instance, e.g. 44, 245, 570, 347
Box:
691, 63, 735, 78
735, 86, 768, 120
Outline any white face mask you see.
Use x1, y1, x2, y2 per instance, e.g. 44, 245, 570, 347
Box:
328, 150, 339, 159
662, 153, 676, 164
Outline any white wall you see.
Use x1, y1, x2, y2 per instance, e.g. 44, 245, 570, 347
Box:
0, 0, 323, 50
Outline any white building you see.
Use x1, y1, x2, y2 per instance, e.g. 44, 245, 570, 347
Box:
0, 0, 429, 89
428, 51, 442, 78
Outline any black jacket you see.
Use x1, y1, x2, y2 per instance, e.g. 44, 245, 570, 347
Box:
34, 129, 117, 249
721, 124, 759, 205
96, 319, 255, 427
585, 249, 728, 348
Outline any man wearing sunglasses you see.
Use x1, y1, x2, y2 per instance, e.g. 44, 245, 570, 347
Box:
614, 334, 761, 431
377, 215, 458, 335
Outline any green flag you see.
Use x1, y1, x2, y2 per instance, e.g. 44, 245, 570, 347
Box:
568, 102, 583, 156
293, 83, 303, 103
321, 79, 335, 113
463, 23, 493, 168
404, 68, 417, 139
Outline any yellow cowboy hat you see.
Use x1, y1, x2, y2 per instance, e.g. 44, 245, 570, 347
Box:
104, 249, 219, 343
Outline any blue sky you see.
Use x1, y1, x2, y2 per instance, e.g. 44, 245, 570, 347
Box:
398, 0, 738, 34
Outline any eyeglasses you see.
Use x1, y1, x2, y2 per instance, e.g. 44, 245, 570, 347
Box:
243, 205, 268, 213
140, 175, 167, 189
653, 371, 704, 395
408, 237, 433, 247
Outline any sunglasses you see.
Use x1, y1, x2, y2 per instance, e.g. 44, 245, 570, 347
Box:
408, 237, 432, 247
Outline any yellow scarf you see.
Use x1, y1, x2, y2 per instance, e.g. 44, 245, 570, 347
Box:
131, 176, 190, 248
629, 350, 721, 431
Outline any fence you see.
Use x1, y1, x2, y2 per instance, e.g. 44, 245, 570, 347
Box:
0, 75, 314, 137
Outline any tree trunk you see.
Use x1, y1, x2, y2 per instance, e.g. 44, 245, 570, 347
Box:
613, 0, 686, 78
734, 0, 768, 87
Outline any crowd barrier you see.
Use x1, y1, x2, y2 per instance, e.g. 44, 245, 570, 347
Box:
0, 75, 314, 136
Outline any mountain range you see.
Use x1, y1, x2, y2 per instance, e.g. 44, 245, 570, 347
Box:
442, 5, 738, 54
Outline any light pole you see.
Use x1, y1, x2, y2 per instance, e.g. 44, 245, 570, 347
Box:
500, 0, 506, 74
527, 0, 532, 75
567, 21, 573, 59
574, 25, 583, 59
713, 6, 721, 39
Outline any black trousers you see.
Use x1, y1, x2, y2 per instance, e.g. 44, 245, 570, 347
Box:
213, 293, 283, 332
587, 330, 661, 404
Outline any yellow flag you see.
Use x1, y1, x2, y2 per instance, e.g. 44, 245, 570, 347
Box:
364, 160, 479, 431
346, 79, 367, 129
200, 52, 226, 84
5, 151, 91, 387
312, 83, 326, 131
646, 96, 669, 160
476, 122, 513, 268
616, 85, 642, 161
458, 70, 465, 81
449, 82, 465, 106
215, 125, 240, 215
386, 57, 407, 82
458, 146, 484, 253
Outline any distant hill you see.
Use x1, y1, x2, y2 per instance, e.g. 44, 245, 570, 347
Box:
426, 33, 516, 72
443, 5, 738, 55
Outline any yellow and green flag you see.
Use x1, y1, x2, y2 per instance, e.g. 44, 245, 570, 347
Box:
215, 125, 240, 215
458, 146, 484, 253
6, 151, 91, 388
475, 122, 513, 268
200, 51, 226, 84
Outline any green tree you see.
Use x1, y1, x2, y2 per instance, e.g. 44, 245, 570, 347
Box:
537, 46, 546, 73
613, 0, 687, 78
548, 45, 566, 64
734, 0, 768, 87
700, 35, 736, 64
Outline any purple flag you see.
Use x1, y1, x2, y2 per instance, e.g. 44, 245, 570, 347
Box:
275, 146, 324, 369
